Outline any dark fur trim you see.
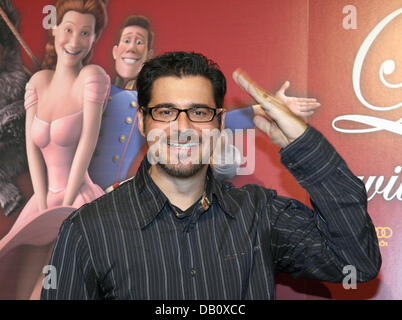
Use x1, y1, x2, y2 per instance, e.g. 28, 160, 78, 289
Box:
0, 0, 29, 216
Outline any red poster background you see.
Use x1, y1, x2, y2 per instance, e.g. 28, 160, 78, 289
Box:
307, 0, 401, 300
0, 0, 400, 299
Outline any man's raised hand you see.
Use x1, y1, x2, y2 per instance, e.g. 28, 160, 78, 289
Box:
233, 68, 308, 148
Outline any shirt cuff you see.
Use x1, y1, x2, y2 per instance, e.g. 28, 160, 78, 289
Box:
280, 126, 343, 187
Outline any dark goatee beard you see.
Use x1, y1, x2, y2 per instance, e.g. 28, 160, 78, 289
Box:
157, 163, 205, 178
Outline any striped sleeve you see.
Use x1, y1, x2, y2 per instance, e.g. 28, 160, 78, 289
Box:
40, 218, 100, 300
269, 126, 381, 282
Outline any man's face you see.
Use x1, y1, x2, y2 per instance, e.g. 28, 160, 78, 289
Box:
113, 25, 153, 82
138, 75, 224, 178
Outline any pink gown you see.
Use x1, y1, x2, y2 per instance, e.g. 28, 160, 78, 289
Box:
0, 72, 110, 267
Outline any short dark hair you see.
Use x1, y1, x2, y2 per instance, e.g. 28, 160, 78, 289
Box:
137, 51, 226, 111
116, 15, 154, 50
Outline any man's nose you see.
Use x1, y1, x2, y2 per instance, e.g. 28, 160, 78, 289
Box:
127, 40, 137, 52
176, 111, 193, 131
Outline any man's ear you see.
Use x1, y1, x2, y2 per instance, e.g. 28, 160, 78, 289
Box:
112, 45, 118, 60
220, 109, 226, 132
137, 107, 146, 137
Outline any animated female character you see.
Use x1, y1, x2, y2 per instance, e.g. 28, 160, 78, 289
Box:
0, 0, 109, 299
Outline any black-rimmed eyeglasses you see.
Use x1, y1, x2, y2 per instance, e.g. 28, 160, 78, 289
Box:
145, 105, 223, 123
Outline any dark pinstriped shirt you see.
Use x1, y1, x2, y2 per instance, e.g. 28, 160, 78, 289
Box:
41, 126, 381, 300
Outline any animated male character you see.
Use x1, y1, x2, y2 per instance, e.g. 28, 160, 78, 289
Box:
88, 16, 152, 191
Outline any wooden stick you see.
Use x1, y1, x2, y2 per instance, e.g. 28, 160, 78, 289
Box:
0, 4, 41, 70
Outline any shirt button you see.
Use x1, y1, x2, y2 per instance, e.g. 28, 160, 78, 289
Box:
119, 135, 126, 143
126, 116, 133, 125
191, 269, 196, 277
113, 155, 120, 163
130, 101, 137, 108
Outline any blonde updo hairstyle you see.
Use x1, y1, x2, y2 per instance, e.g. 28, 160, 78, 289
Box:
41, 0, 108, 70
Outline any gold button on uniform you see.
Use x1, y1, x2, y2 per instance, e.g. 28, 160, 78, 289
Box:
125, 116, 133, 125
113, 155, 120, 163
119, 135, 126, 143
130, 101, 137, 108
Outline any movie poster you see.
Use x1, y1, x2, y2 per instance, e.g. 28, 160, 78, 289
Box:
0, 0, 400, 300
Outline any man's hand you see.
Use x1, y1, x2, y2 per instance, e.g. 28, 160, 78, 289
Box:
275, 81, 321, 122
233, 69, 308, 148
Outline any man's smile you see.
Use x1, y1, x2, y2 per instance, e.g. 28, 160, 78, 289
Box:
167, 141, 201, 149
122, 57, 139, 64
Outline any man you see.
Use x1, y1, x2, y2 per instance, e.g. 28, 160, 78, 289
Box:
41, 52, 380, 300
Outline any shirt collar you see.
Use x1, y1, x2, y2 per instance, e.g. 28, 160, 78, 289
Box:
113, 75, 136, 91
131, 157, 169, 229
130, 157, 239, 229
207, 168, 241, 219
